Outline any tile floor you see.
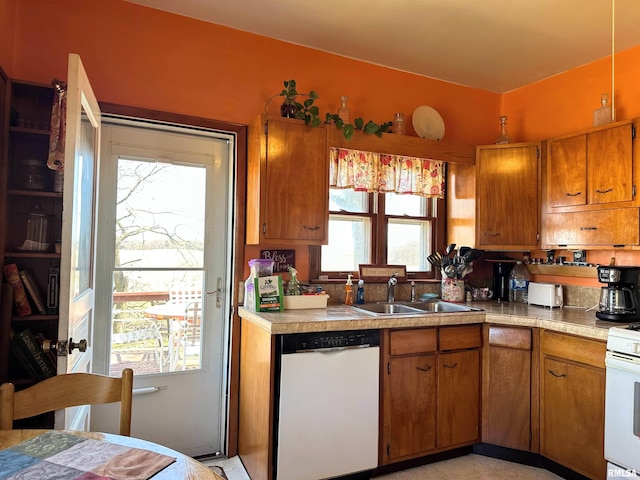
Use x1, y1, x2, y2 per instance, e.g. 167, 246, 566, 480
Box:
200, 453, 564, 479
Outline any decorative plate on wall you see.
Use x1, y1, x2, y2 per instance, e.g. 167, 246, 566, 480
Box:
412, 106, 445, 140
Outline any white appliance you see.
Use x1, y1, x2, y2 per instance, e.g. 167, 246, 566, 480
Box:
276, 330, 380, 480
528, 282, 563, 308
605, 324, 640, 478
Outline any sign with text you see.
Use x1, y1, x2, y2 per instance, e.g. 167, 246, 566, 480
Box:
260, 249, 295, 273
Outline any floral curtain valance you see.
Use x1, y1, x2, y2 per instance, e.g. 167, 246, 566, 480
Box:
329, 147, 445, 198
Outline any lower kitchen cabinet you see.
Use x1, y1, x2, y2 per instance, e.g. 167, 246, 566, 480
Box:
540, 330, 606, 480
437, 349, 480, 447
381, 324, 481, 465
482, 325, 537, 452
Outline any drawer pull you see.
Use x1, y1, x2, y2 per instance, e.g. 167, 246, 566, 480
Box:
443, 363, 458, 369
416, 365, 432, 372
580, 226, 598, 231
303, 225, 320, 231
482, 232, 500, 237
595, 188, 614, 194
566, 192, 582, 197
548, 369, 567, 378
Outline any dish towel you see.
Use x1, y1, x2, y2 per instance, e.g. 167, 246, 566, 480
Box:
47, 79, 67, 172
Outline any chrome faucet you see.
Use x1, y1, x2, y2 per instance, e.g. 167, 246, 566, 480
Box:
387, 273, 398, 303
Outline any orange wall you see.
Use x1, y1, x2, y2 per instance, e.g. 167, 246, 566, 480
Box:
10, 0, 640, 280
9, 0, 498, 145
504, 45, 640, 141
0, 0, 15, 73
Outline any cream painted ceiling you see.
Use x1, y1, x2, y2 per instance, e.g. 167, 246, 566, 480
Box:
126, 0, 640, 93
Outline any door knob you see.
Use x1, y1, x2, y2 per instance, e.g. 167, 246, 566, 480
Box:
68, 338, 88, 354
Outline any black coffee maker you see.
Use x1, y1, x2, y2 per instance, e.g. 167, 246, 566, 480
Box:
492, 262, 514, 302
596, 266, 640, 322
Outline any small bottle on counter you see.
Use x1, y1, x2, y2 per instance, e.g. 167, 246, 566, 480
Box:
356, 279, 365, 304
344, 273, 354, 305
508, 261, 530, 303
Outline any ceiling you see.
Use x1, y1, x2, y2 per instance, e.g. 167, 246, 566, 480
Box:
126, 0, 640, 93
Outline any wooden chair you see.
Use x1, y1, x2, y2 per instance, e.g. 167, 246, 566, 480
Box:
0, 368, 133, 435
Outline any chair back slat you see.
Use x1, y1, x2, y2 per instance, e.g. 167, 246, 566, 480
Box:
0, 368, 133, 436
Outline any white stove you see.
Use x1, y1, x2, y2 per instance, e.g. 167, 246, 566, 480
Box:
605, 323, 640, 478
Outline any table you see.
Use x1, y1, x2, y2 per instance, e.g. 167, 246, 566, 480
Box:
144, 303, 192, 371
0, 430, 223, 480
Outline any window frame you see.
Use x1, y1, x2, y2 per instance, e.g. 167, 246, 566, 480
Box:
310, 191, 445, 280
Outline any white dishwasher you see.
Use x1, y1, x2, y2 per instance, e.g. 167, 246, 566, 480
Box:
275, 329, 380, 480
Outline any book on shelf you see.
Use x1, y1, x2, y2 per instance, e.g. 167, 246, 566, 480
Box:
10, 328, 56, 381
19, 269, 47, 315
9, 334, 41, 380
3, 263, 32, 316
47, 267, 60, 314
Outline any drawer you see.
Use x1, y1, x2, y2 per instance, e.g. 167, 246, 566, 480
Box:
541, 330, 605, 369
389, 328, 436, 355
488, 326, 531, 350
439, 324, 482, 351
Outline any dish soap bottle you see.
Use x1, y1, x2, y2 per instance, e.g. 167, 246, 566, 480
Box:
287, 267, 301, 296
356, 279, 365, 304
344, 273, 353, 305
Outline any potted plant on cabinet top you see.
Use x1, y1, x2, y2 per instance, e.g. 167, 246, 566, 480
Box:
266, 79, 393, 139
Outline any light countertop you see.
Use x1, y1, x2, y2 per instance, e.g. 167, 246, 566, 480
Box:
238, 302, 626, 341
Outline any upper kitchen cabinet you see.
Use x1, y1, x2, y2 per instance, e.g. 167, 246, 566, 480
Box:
543, 119, 640, 249
476, 143, 540, 250
547, 121, 635, 210
246, 115, 328, 245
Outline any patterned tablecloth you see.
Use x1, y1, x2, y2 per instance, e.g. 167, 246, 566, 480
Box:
0, 431, 176, 480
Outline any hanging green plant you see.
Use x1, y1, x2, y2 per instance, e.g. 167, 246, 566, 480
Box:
266, 79, 393, 139
325, 114, 393, 140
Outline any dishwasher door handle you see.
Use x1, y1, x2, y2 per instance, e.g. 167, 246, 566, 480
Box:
296, 344, 373, 354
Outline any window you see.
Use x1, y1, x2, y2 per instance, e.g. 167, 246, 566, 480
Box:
314, 189, 445, 279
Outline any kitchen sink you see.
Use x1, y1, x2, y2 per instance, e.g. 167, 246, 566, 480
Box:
399, 301, 482, 313
352, 301, 482, 316
352, 302, 424, 315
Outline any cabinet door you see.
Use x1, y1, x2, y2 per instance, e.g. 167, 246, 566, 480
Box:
588, 124, 633, 205
437, 349, 480, 447
476, 144, 539, 249
385, 354, 436, 461
541, 357, 606, 480
263, 118, 327, 242
485, 345, 531, 450
548, 135, 587, 208
544, 208, 639, 247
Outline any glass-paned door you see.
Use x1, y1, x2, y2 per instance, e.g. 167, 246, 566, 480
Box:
94, 121, 233, 456
110, 159, 206, 375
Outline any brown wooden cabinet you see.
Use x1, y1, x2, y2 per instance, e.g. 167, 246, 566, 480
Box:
482, 325, 537, 452
1, 78, 61, 411
476, 143, 540, 250
381, 324, 481, 465
543, 120, 639, 249
548, 122, 634, 210
540, 330, 606, 480
246, 114, 328, 245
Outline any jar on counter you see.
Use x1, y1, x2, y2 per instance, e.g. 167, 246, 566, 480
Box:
16, 158, 49, 191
